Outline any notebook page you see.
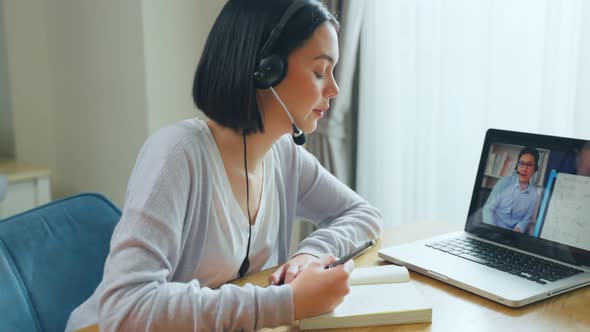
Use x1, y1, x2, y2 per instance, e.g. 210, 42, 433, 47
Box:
299, 281, 432, 331
334, 283, 428, 317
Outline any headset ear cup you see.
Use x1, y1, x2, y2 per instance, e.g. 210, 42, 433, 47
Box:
253, 54, 287, 89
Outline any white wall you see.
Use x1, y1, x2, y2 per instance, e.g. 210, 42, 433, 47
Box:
0, 0, 15, 158
575, 1, 590, 132
2, 0, 226, 206
142, 0, 225, 133
47, 0, 150, 204
3, 0, 57, 174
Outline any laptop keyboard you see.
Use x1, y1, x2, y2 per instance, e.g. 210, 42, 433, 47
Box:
426, 237, 584, 285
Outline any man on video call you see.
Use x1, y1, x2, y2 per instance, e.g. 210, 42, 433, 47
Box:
483, 147, 540, 233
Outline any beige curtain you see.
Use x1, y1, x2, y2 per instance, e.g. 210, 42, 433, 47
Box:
293, 1, 365, 250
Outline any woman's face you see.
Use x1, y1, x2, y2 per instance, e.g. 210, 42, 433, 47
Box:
271, 22, 340, 133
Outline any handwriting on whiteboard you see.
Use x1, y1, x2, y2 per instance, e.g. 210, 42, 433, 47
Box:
540, 174, 590, 251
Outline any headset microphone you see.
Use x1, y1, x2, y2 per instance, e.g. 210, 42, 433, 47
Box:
292, 124, 306, 146
269, 87, 306, 145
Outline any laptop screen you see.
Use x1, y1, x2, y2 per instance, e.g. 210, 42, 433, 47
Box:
466, 129, 590, 266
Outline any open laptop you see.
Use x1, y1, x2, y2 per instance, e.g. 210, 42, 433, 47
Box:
379, 128, 590, 307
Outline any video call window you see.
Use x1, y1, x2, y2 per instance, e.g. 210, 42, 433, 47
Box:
478, 142, 590, 252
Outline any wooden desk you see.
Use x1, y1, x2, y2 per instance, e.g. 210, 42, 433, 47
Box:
235, 222, 590, 332
79, 222, 590, 332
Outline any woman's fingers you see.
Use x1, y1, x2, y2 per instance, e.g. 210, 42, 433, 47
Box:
284, 264, 301, 284
269, 264, 286, 285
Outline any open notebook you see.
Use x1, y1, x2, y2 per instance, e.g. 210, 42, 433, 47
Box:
299, 265, 432, 330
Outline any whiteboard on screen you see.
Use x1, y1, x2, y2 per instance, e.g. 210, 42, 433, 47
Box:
540, 173, 590, 252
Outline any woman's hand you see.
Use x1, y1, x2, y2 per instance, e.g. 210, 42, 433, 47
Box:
269, 253, 320, 285
289, 255, 354, 320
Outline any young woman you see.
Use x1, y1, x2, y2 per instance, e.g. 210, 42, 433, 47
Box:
66, 0, 381, 331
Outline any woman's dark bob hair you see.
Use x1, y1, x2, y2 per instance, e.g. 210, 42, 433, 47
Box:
193, 0, 339, 134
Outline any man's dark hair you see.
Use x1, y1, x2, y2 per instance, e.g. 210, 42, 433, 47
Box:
193, 0, 338, 134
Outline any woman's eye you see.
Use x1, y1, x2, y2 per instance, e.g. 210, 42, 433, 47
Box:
314, 72, 324, 79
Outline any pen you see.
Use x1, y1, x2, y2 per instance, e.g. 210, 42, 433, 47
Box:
326, 239, 376, 269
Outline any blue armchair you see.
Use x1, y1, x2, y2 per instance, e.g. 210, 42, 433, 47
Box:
0, 193, 120, 332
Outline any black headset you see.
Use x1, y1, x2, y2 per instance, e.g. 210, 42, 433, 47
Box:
253, 0, 309, 89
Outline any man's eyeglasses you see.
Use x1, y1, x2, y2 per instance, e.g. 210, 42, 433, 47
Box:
517, 161, 536, 169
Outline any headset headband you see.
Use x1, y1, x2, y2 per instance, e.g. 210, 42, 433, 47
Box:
258, 0, 308, 58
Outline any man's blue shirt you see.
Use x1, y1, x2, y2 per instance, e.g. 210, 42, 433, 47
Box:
483, 174, 538, 232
